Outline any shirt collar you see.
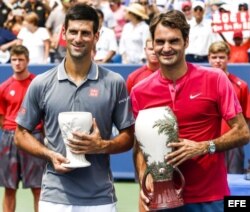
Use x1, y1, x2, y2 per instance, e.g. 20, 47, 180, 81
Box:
57, 58, 99, 81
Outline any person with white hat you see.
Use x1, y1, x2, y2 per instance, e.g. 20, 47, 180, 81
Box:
119, 2, 150, 64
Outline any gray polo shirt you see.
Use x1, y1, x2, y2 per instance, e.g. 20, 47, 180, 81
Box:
16, 60, 134, 205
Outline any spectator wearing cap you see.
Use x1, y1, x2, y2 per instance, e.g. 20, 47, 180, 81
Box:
219, 30, 250, 63
185, 0, 219, 63
181, 1, 193, 22
119, 2, 150, 64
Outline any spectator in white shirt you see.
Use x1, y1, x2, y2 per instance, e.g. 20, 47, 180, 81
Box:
185, 0, 219, 63
17, 12, 50, 64
94, 9, 118, 63
119, 2, 150, 64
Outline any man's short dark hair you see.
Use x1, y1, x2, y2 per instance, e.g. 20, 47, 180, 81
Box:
149, 10, 190, 42
10, 45, 29, 59
64, 3, 99, 34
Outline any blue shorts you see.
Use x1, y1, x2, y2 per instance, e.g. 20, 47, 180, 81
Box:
0, 130, 46, 189
184, 200, 224, 212
156, 200, 223, 212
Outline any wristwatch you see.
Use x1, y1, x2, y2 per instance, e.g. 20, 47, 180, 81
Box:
208, 140, 216, 154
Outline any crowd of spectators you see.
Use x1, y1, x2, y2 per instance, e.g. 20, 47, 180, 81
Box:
1, 0, 250, 64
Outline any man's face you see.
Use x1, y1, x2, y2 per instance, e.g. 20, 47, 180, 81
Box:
11, 54, 29, 74
23, 20, 34, 32
63, 20, 99, 59
182, 6, 192, 17
138, 0, 148, 9
233, 37, 243, 46
145, 41, 158, 65
208, 52, 228, 72
193, 6, 204, 22
153, 24, 187, 68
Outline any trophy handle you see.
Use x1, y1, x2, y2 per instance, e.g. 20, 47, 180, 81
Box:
141, 168, 153, 201
173, 167, 185, 196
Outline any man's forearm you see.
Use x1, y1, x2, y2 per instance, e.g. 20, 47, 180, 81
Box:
14, 125, 53, 161
133, 141, 147, 185
215, 113, 250, 152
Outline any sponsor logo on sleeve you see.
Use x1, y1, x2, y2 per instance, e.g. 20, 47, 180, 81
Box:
19, 107, 26, 115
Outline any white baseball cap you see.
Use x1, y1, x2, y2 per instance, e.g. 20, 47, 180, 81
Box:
192, 1, 205, 10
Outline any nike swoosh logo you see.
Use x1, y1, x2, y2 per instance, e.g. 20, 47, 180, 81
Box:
190, 93, 201, 99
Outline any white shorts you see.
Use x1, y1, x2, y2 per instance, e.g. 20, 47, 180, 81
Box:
39, 201, 117, 212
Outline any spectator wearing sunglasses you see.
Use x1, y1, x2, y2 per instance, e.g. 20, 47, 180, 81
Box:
185, 0, 219, 63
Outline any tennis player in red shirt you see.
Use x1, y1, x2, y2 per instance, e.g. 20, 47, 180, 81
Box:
131, 10, 250, 212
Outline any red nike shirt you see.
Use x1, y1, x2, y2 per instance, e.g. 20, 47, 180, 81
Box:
131, 63, 242, 203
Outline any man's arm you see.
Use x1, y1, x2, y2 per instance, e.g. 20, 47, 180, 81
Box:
215, 113, 250, 151
0, 115, 4, 129
0, 39, 18, 52
133, 140, 147, 185
15, 124, 70, 173
219, 32, 228, 44
101, 50, 116, 63
166, 113, 250, 167
43, 39, 50, 63
67, 120, 134, 154
100, 125, 134, 154
133, 134, 155, 211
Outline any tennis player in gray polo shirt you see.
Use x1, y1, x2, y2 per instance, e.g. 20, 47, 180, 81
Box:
14, 4, 134, 212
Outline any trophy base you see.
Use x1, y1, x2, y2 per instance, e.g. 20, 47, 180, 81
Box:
62, 161, 91, 168
148, 200, 184, 210
63, 151, 91, 168
145, 178, 184, 210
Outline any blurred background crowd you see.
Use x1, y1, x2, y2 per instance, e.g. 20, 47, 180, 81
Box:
1, 0, 250, 64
